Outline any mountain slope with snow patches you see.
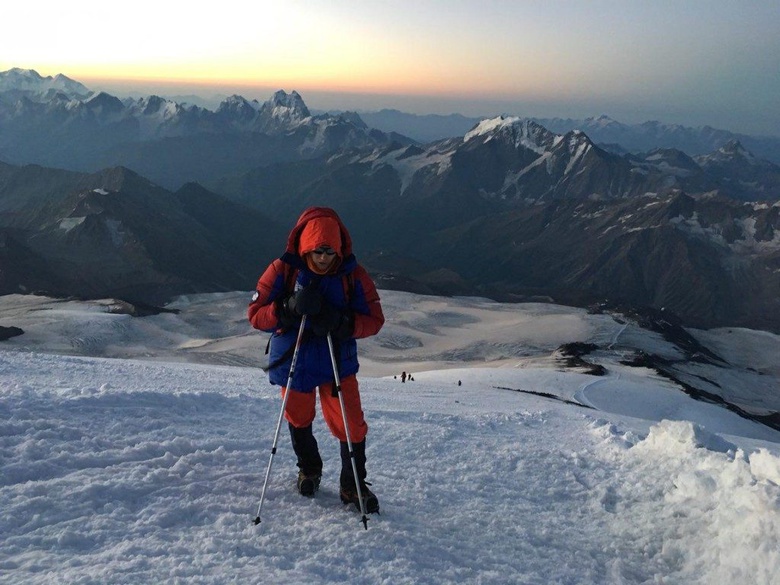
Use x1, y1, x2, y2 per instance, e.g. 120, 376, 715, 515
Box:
1, 291, 779, 584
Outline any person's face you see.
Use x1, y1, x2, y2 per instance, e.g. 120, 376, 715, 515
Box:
309, 246, 337, 271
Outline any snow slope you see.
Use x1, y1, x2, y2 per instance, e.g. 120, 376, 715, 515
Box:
1, 291, 780, 584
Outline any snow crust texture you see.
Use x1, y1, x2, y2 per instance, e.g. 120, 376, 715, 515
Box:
2, 348, 780, 584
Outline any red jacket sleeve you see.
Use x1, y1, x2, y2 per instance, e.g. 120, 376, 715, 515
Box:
247, 259, 286, 332
352, 265, 385, 339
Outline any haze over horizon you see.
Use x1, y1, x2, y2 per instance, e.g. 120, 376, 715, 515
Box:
2, 0, 779, 136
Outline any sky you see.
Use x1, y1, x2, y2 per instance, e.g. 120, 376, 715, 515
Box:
2, 1, 780, 134
1, 291, 780, 583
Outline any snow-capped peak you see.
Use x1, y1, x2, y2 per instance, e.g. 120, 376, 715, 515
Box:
718, 140, 756, 163
589, 114, 621, 127
267, 89, 310, 119
0, 67, 44, 90
0, 67, 91, 98
695, 140, 761, 168
251, 89, 312, 134
464, 116, 557, 154
464, 116, 522, 142
221, 94, 259, 108
216, 95, 260, 119
132, 95, 184, 122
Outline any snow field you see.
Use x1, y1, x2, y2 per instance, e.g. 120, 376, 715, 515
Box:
2, 350, 780, 584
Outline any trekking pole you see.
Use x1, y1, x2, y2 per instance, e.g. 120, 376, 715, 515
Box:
326, 332, 369, 530
254, 315, 307, 526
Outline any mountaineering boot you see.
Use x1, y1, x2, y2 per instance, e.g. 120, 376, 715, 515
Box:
289, 423, 323, 496
297, 470, 321, 497
340, 481, 379, 514
339, 440, 379, 513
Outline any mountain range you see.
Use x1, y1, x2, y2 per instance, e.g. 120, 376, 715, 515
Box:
211, 116, 780, 331
0, 69, 411, 189
1, 68, 779, 332
0, 163, 286, 301
356, 109, 780, 166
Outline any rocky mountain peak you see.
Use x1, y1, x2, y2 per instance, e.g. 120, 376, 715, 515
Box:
589, 114, 623, 128
84, 166, 153, 194
642, 148, 701, 172
219, 94, 257, 108
253, 89, 311, 133
561, 128, 594, 146
718, 139, 754, 161
140, 95, 167, 114
216, 95, 259, 121
697, 139, 760, 168
85, 92, 124, 115
269, 89, 309, 117
334, 110, 368, 129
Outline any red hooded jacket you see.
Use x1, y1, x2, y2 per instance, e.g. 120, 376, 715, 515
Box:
248, 207, 384, 390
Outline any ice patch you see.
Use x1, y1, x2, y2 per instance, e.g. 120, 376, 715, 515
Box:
58, 217, 86, 232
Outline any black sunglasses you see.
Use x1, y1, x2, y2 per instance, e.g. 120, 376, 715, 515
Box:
312, 247, 337, 256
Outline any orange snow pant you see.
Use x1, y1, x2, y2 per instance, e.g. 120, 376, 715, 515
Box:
282, 374, 368, 443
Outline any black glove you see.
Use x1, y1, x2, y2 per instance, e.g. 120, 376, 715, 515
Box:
275, 297, 299, 329
311, 305, 354, 339
286, 285, 322, 316
333, 311, 355, 340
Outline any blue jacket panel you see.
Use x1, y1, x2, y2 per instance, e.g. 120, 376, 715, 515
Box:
267, 256, 360, 392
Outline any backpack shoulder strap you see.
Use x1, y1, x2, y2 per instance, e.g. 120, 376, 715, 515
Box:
344, 272, 355, 307
284, 263, 297, 294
